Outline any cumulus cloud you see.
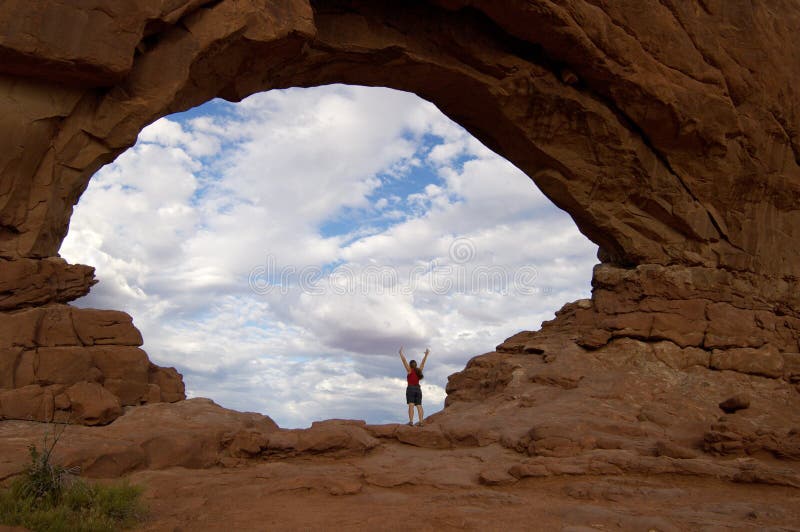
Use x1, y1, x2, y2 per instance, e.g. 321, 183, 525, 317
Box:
60, 85, 598, 428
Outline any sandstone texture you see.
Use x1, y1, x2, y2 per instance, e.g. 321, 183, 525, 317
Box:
0, 0, 797, 402
1, 336, 799, 529
1, 0, 800, 529
0, 303, 185, 425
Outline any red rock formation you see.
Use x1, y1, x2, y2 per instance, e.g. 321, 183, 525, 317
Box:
0, 303, 184, 424
0, 1, 797, 383
0, 1, 799, 527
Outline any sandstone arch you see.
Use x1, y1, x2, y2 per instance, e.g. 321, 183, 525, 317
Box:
1, 0, 799, 423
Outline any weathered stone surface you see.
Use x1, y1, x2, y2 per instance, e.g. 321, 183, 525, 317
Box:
65, 381, 122, 425
89, 345, 149, 382
478, 468, 517, 486
295, 420, 379, 455
0, 301, 180, 421
0, 332, 799, 528
35, 305, 80, 347
0, 0, 797, 276
0, 384, 52, 421
652, 342, 710, 370
445, 352, 517, 405
710, 345, 785, 378
0, 0, 797, 439
705, 303, 762, 349
394, 425, 453, 450
704, 421, 800, 460
13, 350, 35, 387
783, 353, 800, 381
0, 1, 212, 86
71, 308, 143, 346
0, 2, 798, 527
148, 364, 185, 403
0, 347, 21, 388
718, 395, 750, 414
0, 308, 41, 349
0, 304, 145, 349
0, 257, 96, 310
34, 346, 94, 385
0, 330, 183, 420
102, 378, 151, 406
228, 429, 269, 458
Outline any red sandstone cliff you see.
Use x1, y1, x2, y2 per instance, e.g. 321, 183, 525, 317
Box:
1, 1, 799, 529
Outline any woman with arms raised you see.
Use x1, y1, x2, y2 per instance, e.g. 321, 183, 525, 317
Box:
399, 346, 430, 426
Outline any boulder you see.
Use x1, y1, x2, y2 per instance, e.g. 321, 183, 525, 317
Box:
102, 378, 151, 406
71, 308, 143, 346
0, 257, 95, 311
148, 364, 186, 402
65, 381, 122, 425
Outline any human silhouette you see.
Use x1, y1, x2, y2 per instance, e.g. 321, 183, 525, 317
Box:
399, 346, 430, 426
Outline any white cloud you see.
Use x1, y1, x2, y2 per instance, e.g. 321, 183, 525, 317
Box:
60, 85, 598, 428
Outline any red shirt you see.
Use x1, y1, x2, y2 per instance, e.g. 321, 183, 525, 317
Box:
407, 370, 420, 386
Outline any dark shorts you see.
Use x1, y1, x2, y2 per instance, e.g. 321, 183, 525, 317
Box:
406, 385, 422, 405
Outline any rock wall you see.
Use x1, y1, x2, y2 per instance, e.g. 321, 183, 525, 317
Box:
0, 296, 185, 424
0, 0, 799, 422
0, 256, 184, 424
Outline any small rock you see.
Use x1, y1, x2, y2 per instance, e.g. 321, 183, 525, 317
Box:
560, 68, 579, 85
508, 463, 550, 479
479, 468, 517, 486
576, 329, 611, 350
719, 395, 750, 413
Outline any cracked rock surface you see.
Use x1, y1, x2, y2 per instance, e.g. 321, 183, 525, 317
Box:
1, 1, 799, 528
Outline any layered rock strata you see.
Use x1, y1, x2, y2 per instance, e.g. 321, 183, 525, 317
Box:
0, 1, 798, 424
0, 297, 184, 425
1, 333, 799, 528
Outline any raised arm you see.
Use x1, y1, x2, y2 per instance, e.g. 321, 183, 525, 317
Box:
420, 347, 430, 370
399, 347, 411, 372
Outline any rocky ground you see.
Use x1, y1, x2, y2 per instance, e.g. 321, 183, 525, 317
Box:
2, 319, 798, 531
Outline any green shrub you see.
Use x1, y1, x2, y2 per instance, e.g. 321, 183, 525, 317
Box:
0, 423, 147, 531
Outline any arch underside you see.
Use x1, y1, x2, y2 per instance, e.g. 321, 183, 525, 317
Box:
0, 0, 799, 424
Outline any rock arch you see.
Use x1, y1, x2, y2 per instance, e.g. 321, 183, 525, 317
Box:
1, 0, 799, 422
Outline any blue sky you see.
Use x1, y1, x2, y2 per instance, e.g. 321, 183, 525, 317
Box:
60, 85, 598, 428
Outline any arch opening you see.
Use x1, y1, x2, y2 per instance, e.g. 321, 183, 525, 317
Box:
59, 84, 598, 427
2, 0, 797, 435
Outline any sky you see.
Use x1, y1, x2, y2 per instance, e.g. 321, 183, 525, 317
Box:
60, 84, 598, 428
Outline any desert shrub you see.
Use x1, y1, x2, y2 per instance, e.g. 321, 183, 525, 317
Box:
0, 423, 146, 531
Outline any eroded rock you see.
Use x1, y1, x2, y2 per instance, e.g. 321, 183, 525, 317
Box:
0, 2, 799, 526
65, 382, 122, 426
